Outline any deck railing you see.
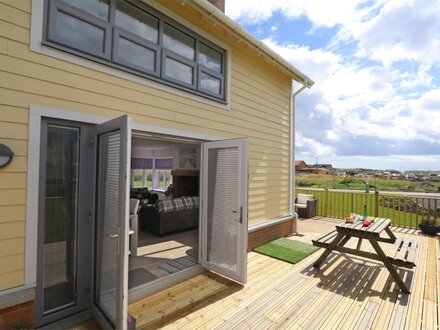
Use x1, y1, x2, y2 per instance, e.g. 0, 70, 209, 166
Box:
296, 188, 440, 228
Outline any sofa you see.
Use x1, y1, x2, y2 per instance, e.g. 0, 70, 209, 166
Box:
139, 196, 199, 236
295, 193, 317, 218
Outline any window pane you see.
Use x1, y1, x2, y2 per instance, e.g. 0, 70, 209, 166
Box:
165, 57, 193, 85
62, 0, 109, 21
199, 43, 222, 73
200, 72, 221, 95
118, 37, 155, 71
43, 125, 80, 313
56, 11, 105, 55
163, 24, 195, 60
115, 1, 158, 43
132, 169, 143, 187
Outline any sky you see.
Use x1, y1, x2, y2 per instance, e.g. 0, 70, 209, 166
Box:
225, 0, 440, 171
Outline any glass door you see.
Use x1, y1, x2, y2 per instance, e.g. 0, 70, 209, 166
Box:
201, 138, 248, 284
36, 120, 94, 327
92, 115, 131, 330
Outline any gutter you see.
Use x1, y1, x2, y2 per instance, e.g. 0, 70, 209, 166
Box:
187, 0, 315, 87
290, 80, 309, 218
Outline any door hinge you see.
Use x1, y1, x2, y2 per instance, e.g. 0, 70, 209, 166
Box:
239, 206, 243, 224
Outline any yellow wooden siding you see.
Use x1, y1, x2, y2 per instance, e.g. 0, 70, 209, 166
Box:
0, 0, 294, 290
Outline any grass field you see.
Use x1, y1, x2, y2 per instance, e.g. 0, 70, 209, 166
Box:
296, 173, 440, 193
297, 186, 440, 228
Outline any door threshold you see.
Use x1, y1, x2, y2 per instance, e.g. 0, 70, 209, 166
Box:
37, 309, 94, 329
128, 264, 204, 303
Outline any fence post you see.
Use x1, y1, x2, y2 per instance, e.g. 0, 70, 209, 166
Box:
324, 188, 328, 217
375, 190, 379, 217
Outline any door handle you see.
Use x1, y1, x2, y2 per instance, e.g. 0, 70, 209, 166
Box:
108, 233, 119, 238
233, 207, 243, 224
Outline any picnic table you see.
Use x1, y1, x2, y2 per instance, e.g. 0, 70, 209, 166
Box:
312, 218, 418, 293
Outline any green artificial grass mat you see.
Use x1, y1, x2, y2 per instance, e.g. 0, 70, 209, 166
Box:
253, 238, 319, 264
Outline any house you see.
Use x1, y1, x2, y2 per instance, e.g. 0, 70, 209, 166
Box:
0, 0, 313, 329
295, 160, 308, 170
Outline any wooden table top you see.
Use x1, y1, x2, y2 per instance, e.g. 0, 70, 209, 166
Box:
335, 218, 391, 235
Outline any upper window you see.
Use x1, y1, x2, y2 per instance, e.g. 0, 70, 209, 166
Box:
44, 0, 226, 101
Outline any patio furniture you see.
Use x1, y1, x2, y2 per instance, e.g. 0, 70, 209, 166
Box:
312, 218, 418, 293
295, 193, 317, 218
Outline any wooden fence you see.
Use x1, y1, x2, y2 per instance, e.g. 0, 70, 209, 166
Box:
296, 188, 440, 228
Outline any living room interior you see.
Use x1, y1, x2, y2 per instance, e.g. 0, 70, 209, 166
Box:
128, 134, 201, 289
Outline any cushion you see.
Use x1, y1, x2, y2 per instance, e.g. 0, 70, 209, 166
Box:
297, 194, 314, 205
295, 203, 307, 209
157, 197, 186, 212
181, 196, 199, 209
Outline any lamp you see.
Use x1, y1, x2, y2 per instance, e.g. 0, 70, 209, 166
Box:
0, 144, 14, 168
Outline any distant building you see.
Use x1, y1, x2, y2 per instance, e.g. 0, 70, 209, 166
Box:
295, 160, 309, 170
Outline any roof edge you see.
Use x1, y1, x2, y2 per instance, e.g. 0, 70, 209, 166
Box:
187, 0, 314, 88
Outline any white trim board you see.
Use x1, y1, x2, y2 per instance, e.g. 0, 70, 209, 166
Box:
24, 105, 224, 287
29, 0, 232, 110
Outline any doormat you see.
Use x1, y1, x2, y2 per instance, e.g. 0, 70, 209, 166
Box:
253, 238, 319, 264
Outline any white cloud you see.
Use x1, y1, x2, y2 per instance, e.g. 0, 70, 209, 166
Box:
340, 0, 440, 65
226, 0, 440, 170
225, 0, 372, 28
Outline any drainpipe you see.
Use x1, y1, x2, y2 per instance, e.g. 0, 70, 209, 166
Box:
290, 79, 309, 221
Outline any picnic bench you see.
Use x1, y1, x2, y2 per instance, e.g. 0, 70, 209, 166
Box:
312, 218, 418, 293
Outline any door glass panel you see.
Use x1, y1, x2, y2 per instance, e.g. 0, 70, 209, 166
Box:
115, 1, 158, 43
206, 147, 240, 272
42, 125, 80, 314
117, 37, 156, 71
200, 72, 221, 95
55, 11, 105, 54
62, 0, 109, 21
95, 131, 121, 327
163, 23, 195, 60
199, 43, 222, 73
165, 57, 193, 85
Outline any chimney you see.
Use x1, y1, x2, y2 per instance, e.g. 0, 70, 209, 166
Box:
208, 0, 225, 12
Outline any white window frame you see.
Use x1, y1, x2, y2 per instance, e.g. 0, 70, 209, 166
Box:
30, 0, 232, 110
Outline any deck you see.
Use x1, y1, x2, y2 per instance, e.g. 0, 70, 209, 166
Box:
74, 217, 439, 329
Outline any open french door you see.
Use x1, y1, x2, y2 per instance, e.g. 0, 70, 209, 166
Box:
92, 115, 131, 330
201, 138, 248, 284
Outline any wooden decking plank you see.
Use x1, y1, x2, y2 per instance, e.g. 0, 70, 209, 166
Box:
319, 259, 381, 330
264, 254, 351, 329
403, 235, 428, 330
177, 254, 313, 329
336, 238, 399, 329
303, 260, 374, 329
422, 237, 437, 330
118, 219, 436, 330
199, 258, 318, 329
273, 254, 365, 329
160, 256, 282, 329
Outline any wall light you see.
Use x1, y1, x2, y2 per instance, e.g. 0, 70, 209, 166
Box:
0, 144, 14, 168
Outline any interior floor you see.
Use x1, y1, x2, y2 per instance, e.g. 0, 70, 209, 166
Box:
128, 229, 199, 289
